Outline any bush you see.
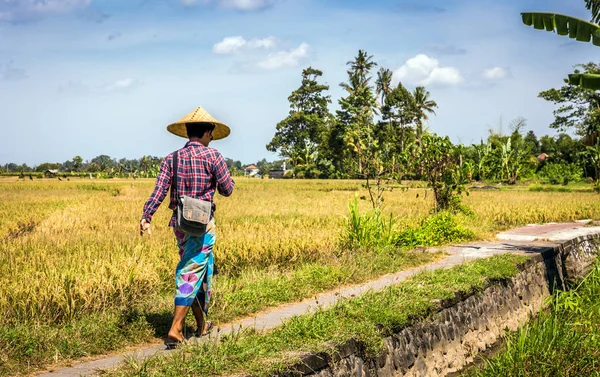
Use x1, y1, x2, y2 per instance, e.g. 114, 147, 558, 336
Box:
538, 163, 582, 185
395, 212, 474, 248
340, 195, 396, 250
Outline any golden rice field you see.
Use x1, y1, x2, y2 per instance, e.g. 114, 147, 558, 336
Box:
2, 177, 600, 375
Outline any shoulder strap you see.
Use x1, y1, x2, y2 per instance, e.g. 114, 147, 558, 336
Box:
171, 150, 179, 200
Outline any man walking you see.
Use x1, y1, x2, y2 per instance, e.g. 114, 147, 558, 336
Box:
139, 107, 234, 346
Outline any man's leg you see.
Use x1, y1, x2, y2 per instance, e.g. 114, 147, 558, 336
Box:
167, 305, 190, 342
191, 299, 207, 334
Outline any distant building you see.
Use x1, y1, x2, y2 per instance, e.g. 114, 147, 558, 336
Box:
244, 165, 259, 177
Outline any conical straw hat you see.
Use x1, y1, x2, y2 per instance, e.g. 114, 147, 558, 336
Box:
167, 106, 231, 140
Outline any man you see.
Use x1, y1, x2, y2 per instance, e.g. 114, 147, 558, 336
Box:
140, 106, 234, 346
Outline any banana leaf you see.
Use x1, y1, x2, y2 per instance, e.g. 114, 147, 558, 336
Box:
522, 12, 600, 46
568, 73, 600, 90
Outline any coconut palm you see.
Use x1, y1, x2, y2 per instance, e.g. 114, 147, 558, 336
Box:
375, 68, 393, 106
413, 86, 438, 140
522, 0, 600, 89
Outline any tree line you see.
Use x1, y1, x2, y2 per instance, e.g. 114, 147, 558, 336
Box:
266, 51, 600, 187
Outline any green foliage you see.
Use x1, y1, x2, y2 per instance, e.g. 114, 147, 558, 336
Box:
528, 184, 573, 193
466, 263, 600, 377
266, 67, 332, 166
410, 133, 467, 212
395, 212, 475, 248
341, 195, 396, 250
538, 62, 600, 137
538, 162, 582, 184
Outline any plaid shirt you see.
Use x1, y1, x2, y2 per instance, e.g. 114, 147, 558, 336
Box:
142, 141, 235, 226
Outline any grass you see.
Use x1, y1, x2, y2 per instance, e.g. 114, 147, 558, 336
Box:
104, 254, 528, 377
464, 262, 600, 377
1, 177, 599, 375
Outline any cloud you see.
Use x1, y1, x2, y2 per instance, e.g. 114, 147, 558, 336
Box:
395, 1, 445, 13
393, 54, 463, 86
181, 0, 275, 11
428, 44, 467, 56
483, 67, 509, 80
218, 0, 275, 11
256, 43, 309, 70
104, 78, 137, 93
0, 0, 91, 22
80, 9, 110, 23
107, 32, 123, 41
212, 36, 277, 54
0, 62, 28, 81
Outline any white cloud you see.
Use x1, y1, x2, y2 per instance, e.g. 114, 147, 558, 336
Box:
212, 36, 277, 54
256, 43, 310, 70
0, 0, 91, 22
483, 67, 508, 80
181, 0, 275, 11
393, 54, 463, 86
219, 0, 275, 11
104, 78, 136, 93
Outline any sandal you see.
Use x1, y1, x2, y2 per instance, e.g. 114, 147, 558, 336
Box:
164, 337, 183, 350
194, 320, 214, 337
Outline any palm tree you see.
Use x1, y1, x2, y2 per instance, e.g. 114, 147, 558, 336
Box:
413, 86, 438, 140
522, 0, 600, 89
345, 50, 377, 87
375, 68, 393, 106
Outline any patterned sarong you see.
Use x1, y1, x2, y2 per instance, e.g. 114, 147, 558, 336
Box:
174, 221, 215, 314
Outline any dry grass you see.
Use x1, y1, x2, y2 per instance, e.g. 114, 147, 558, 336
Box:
1, 177, 600, 374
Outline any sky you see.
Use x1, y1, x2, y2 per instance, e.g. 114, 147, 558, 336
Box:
1, 0, 599, 166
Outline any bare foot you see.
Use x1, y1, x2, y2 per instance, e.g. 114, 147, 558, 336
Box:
167, 330, 184, 342
195, 320, 213, 337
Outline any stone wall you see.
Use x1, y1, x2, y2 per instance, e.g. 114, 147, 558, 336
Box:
287, 234, 600, 377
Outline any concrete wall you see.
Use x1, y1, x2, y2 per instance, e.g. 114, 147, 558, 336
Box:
285, 234, 600, 377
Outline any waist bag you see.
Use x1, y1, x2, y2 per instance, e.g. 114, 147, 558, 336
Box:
172, 150, 213, 237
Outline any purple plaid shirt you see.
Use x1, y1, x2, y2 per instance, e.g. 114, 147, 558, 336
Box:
142, 141, 235, 226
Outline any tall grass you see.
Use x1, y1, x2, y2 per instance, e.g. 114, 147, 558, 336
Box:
465, 264, 600, 377
2, 177, 600, 374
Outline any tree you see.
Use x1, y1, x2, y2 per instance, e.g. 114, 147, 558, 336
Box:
72, 156, 83, 172
538, 63, 600, 137
409, 133, 466, 212
91, 155, 115, 172
375, 68, 393, 106
524, 130, 541, 155
412, 86, 438, 140
522, 1, 600, 89
382, 82, 417, 155
336, 50, 379, 178
267, 67, 331, 166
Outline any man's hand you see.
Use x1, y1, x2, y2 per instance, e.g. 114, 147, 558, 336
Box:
140, 219, 151, 236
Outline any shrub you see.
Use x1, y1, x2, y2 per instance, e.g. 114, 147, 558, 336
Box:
340, 195, 396, 250
538, 163, 582, 185
395, 212, 474, 248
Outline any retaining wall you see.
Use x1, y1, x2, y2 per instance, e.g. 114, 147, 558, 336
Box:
285, 234, 600, 377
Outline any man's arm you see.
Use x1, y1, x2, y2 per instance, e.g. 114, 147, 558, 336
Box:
213, 152, 235, 197
141, 155, 172, 223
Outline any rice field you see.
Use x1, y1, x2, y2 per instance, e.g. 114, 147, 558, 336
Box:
2, 177, 600, 375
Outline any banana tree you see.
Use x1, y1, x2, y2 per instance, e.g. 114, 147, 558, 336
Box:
522, 0, 600, 89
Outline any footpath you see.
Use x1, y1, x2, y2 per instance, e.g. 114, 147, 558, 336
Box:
38, 221, 600, 377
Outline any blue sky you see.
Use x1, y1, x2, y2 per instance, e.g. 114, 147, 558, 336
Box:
0, 0, 598, 166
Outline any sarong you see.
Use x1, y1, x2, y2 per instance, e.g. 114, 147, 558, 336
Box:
173, 220, 215, 315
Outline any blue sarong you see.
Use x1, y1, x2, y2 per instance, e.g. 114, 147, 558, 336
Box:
173, 221, 215, 314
